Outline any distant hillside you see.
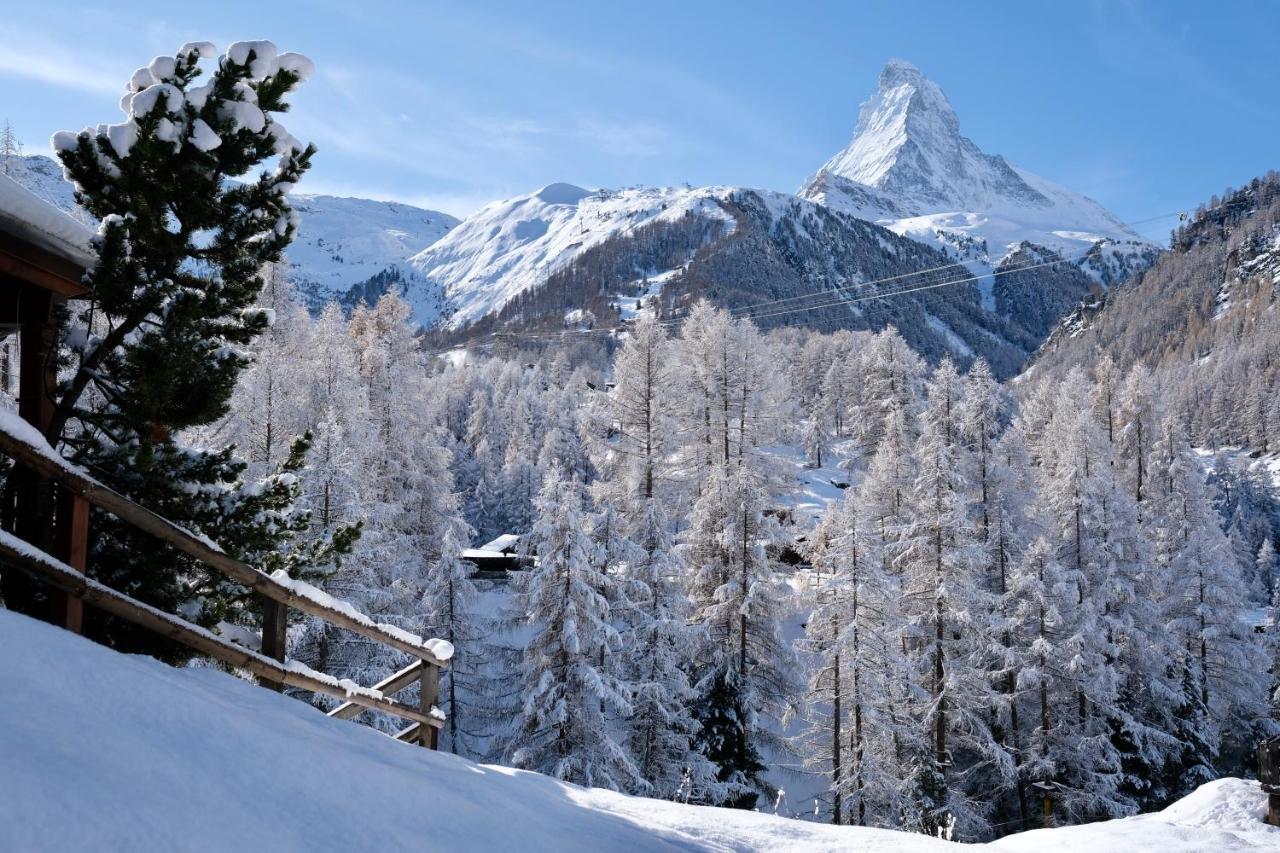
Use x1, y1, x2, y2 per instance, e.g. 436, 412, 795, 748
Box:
5, 154, 457, 310
1031, 171, 1280, 451
430, 188, 1054, 378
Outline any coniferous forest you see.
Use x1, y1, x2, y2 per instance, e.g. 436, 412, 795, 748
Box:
1, 24, 1279, 851
176, 263, 1280, 840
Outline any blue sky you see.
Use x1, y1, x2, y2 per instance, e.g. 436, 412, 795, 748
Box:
3, 1, 1276, 239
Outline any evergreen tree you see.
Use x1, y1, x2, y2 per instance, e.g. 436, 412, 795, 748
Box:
509, 468, 638, 790
897, 357, 1002, 837
0, 119, 20, 174
3, 41, 348, 657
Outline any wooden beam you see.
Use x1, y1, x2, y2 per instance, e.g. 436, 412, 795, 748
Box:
49, 489, 89, 632
394, 723, 422, 743
260, 598, 288, 691
0, 427, 450, 668
17, 285, 56, 433
0, 232, 88, 298
419, 659, 440, 749
328, 660, 425, 720
0, 531, 443, 730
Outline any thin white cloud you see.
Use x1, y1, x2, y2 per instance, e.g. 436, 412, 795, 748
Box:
0, 33, 124, 97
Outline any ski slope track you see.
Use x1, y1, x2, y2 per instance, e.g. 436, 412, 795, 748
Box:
1, 609, 1276, 852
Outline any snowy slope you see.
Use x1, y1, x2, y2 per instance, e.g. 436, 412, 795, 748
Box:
406, 182, 736, 329
798, 61, 1158, 285
284, 194, 458, 307
3, 608, 1278, 852
5, 155, 458, 307
1, 153, 92, 225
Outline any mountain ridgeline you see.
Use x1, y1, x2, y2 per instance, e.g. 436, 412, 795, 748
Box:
1032, 171, 1280, 452
431, 190, 1054, 377
413, 60, 1158, 373
11, 60, 1163, 374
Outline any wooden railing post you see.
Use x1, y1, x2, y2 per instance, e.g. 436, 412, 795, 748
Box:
419, 663, 439, 749
50, 488, 89, 633
261, 597, 288, 691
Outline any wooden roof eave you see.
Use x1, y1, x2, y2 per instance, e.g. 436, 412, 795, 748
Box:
0, 230, 89, 299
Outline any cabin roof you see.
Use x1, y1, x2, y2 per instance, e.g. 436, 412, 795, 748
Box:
0, 172, 94, 294
479, 534, 521, 553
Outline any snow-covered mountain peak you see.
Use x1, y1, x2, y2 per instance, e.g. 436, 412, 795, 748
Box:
822, 60, 959, 190
533, 182, 593, 205
820, 60, 1044, 212
801, 62, 1156, 285
406, 183, 738, 329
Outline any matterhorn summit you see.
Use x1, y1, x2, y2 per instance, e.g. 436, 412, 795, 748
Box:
800, 60, 1157, 285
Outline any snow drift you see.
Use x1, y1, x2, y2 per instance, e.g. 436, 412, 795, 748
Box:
0, 609, 1276, 852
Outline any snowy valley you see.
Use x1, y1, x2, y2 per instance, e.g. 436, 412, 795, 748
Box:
0, 23, 1278, 853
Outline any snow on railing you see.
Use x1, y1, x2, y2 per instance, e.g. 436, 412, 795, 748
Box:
0, 413, 449, 748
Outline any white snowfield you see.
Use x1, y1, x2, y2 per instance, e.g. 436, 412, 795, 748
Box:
1, 609, 1276, 852
284, 193, 458, 298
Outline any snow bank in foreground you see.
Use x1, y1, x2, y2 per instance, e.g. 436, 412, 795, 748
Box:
0, 609, 1275, 852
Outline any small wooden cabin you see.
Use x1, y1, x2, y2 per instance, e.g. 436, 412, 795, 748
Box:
461, 534, 532, 578
0, 171, 94, 630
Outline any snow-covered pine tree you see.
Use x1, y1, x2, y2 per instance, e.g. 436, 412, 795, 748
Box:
419, 521, 516, 758
620, 497, 720, 800
302, 303, 371, 534
1031, 371, 1146, 820
0, 119, 20, 174
1148, 418, 1272, 788
896, 357, 1003, 838
803, 411, 832, 469
582, 315, 713, 799
1116, 365, 1156, 510
1005, 535, 1124, 825
800, 486, 914, 827
298, 292, 468, 712
855, 327, 924, 456
5, 41, 348, 657
510, 467, 639, 790
1258, 537, 1277, 607
209, 263, 313, 476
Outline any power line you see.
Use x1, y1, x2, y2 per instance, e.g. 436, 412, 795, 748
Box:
423, 206, 1189, 358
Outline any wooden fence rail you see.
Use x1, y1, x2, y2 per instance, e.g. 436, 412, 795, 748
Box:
0, 428, 449, 668
0, 425, 447, 747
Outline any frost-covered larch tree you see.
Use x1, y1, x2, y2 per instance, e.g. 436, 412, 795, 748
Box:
1148, 418, 1273, 789
673, 304, 796, 808
510, 467, 639, 790
896, 357, 1002, 837
584, 315, 714, 799
800, 487, 914, 827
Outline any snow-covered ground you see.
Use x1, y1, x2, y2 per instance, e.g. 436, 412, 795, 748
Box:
1, 608, 1276, 852
283, 194, 458, 300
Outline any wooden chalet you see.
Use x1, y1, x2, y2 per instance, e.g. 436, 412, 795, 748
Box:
461, 533, 533, 578
0, 171, 94, 632
0, 172, 452, 749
